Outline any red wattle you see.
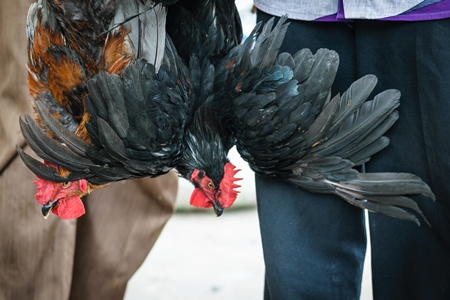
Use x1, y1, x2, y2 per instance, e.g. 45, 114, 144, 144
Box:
52, 196, 85, 220
190, 187, 212, 208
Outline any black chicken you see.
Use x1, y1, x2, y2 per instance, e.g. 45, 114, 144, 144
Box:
166, 0, 244, 215
17, 0, 190, 219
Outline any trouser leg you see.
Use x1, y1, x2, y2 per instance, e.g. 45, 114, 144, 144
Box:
0, 151, 76, 300
255, 11, 367, 300
355, 19, 450, 299
69, 172, 178, 300
256, 175, 366, 300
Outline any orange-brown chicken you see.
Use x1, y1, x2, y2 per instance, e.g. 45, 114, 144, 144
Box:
18, 0, 188, 219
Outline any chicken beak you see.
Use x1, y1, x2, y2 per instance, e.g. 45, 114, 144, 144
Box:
42, 199, 60, 219
210, 200, 223, 217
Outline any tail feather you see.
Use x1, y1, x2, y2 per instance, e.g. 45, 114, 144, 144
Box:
20, 115, 93, 172
311, 86, 400, 158
87, 72, 130, 139
327, 74, 379, 134
287, 166, 434, 226
301, 93, 340, 147
345, 136, 390, 166
96, 118, 129, 162
250, 16, 289, 70
300, 49, 339, 109
340, 112, 398, 163
361, 194, 428, 220
334, 89, 400, 143
330, 173, 435, 200
288, 171, 429, 226
34, 101, 90, 157
16, 146, 89, 182
19, 117, 61, 165
334, 189, 426, 226
292, 49, 339, 136
329, 172, 435, 225
292, 49, 315, 83
275, 52, 296, 69
113, 1, 167, 69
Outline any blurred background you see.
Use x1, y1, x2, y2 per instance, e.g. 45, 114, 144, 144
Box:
124, 2, 373, 299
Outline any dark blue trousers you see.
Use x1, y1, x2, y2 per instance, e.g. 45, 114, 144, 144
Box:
256, 11, 450, 299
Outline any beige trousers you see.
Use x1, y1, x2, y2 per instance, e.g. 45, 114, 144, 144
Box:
0, 0, 178, 299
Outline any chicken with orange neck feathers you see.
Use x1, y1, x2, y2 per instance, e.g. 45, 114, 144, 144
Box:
18, 0, 190, 219
21, 0, 130, 219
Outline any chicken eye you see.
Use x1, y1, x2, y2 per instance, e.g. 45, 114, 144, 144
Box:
207, 181, 214, 190
62, 182, 71, 189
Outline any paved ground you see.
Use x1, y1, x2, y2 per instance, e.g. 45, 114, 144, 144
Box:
124, 207, 373, 300
124, 208, 265, 300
